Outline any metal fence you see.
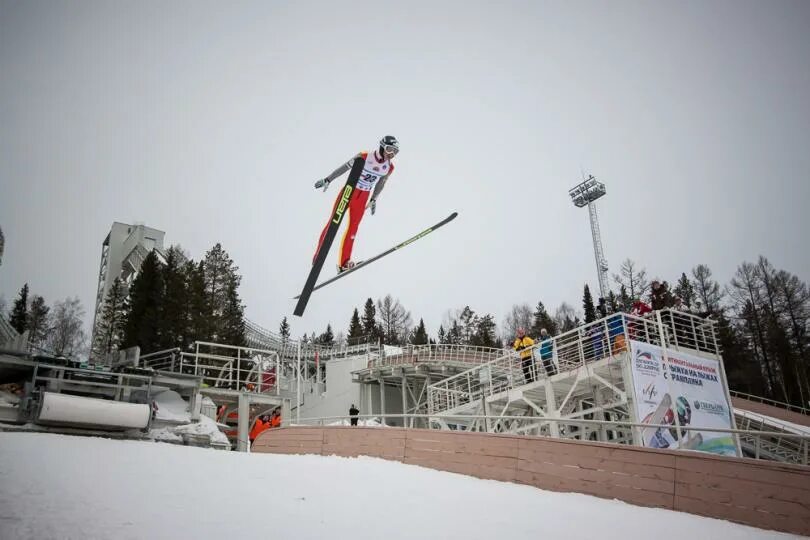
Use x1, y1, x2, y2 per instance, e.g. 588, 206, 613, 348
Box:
427, 310, 719, 415
367, 344, 505, 370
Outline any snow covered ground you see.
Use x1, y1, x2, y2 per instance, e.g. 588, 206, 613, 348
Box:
0, 433, 793, 540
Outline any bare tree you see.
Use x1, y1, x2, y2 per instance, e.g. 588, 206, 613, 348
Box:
691, 264, 723, 314
553, 302, 580, 333
376, 295, 412, 345
502, 303, 533, 340
47, 297, 86, 357
613, 259, 649, 300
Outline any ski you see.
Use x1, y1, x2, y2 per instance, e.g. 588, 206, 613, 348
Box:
293, 156, 366, 317
294, 211, 458, 299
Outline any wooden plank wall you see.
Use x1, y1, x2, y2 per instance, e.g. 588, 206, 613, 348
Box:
252, 427, 810, 536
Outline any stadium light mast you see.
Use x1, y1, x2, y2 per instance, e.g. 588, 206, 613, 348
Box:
569, 175, 610, 300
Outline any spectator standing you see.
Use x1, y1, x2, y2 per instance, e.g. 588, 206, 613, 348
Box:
513, 328, 536, 383
349, 404, 360, 426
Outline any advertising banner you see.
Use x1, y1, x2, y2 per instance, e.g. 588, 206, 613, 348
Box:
629, 340, 737, 456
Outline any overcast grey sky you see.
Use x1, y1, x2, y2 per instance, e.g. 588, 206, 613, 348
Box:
1, 1, 809, 341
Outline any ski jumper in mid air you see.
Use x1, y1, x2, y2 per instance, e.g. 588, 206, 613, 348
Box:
313, 135, 399, 272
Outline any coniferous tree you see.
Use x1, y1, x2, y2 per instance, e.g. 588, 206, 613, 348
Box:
202, 243, 246, 346
458, 306, 477, 344
471, 314, 498, 347
583, 284, 596, 323
9, 283, 29, 334
122, 251, 164, 352
319, 324, 335, 347
91, 279, 126, 358
437, 325, 447, 344
0, 225, 4, 267
409, 318, 429, 345
674, 273, 696, 309
186, 260, 209, 344
444, 318, 463, 344
606, 291, 620, 314
361, 298, 381, 342
530, 301, 558, 337
347, 308, 364, 344
159, 247, 188, 349
27, 295, 50, 351
618, 285, 632, 312
279, 316, 291, 341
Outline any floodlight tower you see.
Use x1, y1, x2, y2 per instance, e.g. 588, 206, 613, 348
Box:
569, 175, 610, 300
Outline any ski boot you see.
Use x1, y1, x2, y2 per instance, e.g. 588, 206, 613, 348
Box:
337, 260, 356, 274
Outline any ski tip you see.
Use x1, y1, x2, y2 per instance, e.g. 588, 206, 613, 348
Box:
449, 211, 458, 219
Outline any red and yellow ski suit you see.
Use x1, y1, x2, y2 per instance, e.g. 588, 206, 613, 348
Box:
314, 150, 395, 268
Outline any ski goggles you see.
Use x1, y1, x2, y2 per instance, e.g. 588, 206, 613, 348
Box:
381, 143, 399, 156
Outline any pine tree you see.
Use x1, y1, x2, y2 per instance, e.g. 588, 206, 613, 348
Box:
279, 316, 291, 341
9, 283, 29, 334
186, 260, 209, 345
674, 272, 696, 309
447, 320, 462, 344
618, 285, 632, 312
458, 306, 476, 344
409, 318, 429, 345
26, 295, 50, 351
437, 325, 447, 344
347, 308, 364, 345
92, 278, 126, 358
471, 314, 498, 347
606, 291, 620, 313
202, 243, 246, 346
319, 324, 335, 347
530, 301, 557, 337
583, 284, 597, 323
361, 298, 380, 341
159, 247, 188, 350
0, 225, 4, 267
122, 251, 164, 352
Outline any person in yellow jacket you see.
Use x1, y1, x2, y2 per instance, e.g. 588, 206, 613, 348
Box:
513, 328, 536, 383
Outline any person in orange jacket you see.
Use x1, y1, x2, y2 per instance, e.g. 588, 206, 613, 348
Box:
269, 409, 282, 429
249, 414, 271, 442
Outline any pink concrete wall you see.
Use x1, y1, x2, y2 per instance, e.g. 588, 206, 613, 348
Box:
253, 426, 810, 536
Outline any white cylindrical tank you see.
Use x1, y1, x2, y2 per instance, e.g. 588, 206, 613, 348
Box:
38, 392, 151, 430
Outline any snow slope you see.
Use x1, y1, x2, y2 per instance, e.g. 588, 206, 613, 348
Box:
0, 433, 793, 540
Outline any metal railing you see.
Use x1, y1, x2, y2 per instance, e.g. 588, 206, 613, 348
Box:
141, 343, 288, 395
729, 390, 810, 416
367, 344, 505, 370
427, 310, 719, 415
291, 413, 809, 466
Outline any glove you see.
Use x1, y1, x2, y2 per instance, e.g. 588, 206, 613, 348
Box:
314, 178, 330, 192
367, 198, 377, 215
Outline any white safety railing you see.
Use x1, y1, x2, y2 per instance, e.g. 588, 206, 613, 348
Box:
367, 344, 505, 370
140, 342, 287, 395
427, 310, 719, 415
730, 389, 810, 416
